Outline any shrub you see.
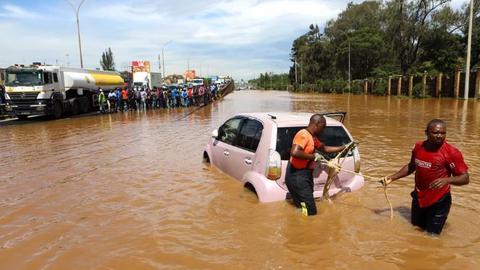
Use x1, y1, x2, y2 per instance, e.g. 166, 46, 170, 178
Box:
372, 79, 387, 95
350, 81, 363, 94
332, 80, 347, 93
412, 82, 429, 98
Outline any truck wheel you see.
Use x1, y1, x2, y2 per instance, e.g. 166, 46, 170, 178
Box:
78, 97, 88, 114
71, 99, 80, 115
52, 101, 63, 119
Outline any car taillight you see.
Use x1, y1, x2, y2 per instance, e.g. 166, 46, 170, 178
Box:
266, 149, 281, 180
353, 148, 361, 173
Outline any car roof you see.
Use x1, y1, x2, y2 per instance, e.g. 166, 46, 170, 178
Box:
235, 112, 343, 127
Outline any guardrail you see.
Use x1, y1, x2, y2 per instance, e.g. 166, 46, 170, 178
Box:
219, 80, 234, 98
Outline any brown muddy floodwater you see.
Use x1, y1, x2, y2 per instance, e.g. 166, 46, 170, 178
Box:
0, 91, 479, 269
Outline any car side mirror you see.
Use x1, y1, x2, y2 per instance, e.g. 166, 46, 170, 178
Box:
212, 129, 218, 138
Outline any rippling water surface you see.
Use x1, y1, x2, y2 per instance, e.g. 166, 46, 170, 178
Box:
0, 91, 479, 269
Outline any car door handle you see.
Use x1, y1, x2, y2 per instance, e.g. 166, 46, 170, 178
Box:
244, 158, 252, 165
223, 150, 230, 156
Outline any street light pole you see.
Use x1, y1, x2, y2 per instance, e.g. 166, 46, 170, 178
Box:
464, 0, 474, 99
65, 53, 70, 67
300, 62, 303, 90
66, 0, 86, 68
294, 56, 298, 86
270, 72, 273, 90
348, 39, 351, 92
162, 40, 172, 80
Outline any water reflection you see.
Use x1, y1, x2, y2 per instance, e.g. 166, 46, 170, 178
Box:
0, 90, 478, 269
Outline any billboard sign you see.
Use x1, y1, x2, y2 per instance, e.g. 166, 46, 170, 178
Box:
131, 61, 151, 73
185, 70, 196, 81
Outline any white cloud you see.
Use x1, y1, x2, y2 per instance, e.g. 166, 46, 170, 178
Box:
0, 0, 363, 79
0, 4, 42, 19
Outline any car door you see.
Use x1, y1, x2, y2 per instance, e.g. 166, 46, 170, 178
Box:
224, 119, 263, 181
211, 117, 244, 175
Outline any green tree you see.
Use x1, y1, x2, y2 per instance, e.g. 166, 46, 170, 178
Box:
100, 48, 115, 71
336, 28, 387, 79
419, 28, 463, 73
385, 0, 451, 74
287, 0, 470, 89
458, 2, 480, 69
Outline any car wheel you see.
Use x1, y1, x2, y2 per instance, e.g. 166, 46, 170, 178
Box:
203, 152, 210, 163
244, 183, 258, 197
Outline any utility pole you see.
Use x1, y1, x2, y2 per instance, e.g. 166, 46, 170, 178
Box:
348, 38, 351, 92
66, 0, 86, 68
294, 56, 298, 86
162, 40, 172, 80
300, 62, 303, 90
464, 0, 474, 99
162, 48, 166, 79
158, 54, 163, 82
270, 72, 273, 90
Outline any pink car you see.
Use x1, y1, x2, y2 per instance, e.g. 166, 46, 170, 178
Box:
203, 112, 364, 202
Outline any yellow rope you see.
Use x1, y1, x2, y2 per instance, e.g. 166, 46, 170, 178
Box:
318, 146, 394, 220
321, 142, 353, 201
384, 184, 393, 220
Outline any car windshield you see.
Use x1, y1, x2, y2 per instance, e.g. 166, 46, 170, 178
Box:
5, 70, 43, 86
276, 126, 352, 160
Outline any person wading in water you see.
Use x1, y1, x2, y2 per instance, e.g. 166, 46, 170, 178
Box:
286, 114, 346, 216
382, 119, 469, 235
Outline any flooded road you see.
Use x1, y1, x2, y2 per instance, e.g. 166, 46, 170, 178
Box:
0, 91, 479, 269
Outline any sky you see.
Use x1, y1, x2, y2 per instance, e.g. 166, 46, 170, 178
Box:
0, 0, 469, 80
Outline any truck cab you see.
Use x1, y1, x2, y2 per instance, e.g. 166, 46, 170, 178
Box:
132, 71, 151, 90
4, 66, 63, 118
4, 65, 123, 119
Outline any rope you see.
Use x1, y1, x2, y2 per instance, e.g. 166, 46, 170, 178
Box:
318, 145, 394, 220
321, 142, 355, 201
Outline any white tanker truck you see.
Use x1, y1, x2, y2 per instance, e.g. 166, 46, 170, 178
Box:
3, 65, 124, 119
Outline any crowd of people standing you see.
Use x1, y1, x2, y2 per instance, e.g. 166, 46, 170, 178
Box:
98, 83, 221, 113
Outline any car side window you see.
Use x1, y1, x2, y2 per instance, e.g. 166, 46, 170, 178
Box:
236, 119, 263, 152
53, 73, 58, 83
218, 118, 243, 145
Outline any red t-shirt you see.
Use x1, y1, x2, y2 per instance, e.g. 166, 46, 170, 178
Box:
290, 129, 323, 169
411, 141, 468, 207
121, 90, 128, 100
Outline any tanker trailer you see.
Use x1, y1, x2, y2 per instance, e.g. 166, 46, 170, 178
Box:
4, 65, 124, 119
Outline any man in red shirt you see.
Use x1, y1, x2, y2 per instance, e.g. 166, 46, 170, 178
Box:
383, 119, 469, 235
286, 114, 346, 216
121, 88, 129, 111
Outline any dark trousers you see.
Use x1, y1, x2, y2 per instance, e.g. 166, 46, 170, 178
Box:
285, 163, 316, 216
411, 191, 451, 235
